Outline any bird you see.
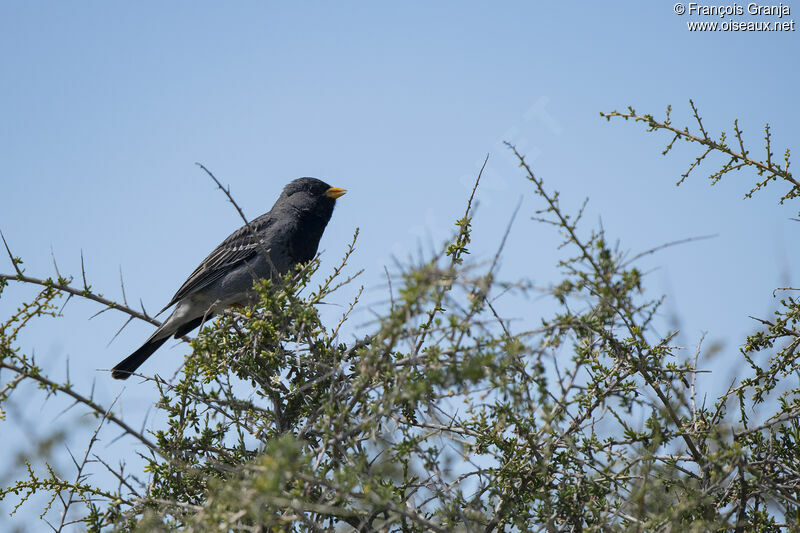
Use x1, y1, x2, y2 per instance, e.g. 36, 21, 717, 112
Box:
111, 177, 346, 379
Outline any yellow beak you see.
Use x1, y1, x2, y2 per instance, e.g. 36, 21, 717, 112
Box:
325, 186, 347, 199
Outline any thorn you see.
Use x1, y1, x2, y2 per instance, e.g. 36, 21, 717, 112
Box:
89, 307, 113, 320
119, 266, 128, 306
80, 250, 89, 291
1, 230, 22, 276
107, 316, 135, 347
58, 293, 74, 315
50, 246, 62, 279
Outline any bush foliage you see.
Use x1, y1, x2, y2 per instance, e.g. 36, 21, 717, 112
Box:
1, 103, 799, 531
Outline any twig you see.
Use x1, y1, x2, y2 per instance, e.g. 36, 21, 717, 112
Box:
0, 271, 172, 331
0, 361, 160, 453
57, 395, 122, 532
414, 153, 488, 353
195, 162, 277, 275
623, 234, 718, 268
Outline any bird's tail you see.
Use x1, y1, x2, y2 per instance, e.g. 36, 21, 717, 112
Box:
111, 336, 169, 380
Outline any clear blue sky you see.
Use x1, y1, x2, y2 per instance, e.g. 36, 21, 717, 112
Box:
1, 2, 798, 528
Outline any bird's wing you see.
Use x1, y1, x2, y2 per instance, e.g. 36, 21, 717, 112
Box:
160, 214, 277, 312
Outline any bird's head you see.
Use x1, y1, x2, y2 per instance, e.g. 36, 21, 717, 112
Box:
279, 177, 346, 218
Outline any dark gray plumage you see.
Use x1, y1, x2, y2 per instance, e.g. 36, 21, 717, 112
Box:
111, 177, 346, 380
